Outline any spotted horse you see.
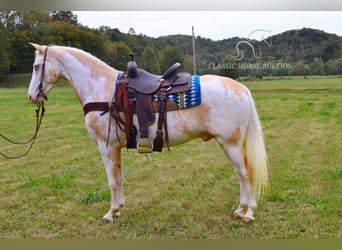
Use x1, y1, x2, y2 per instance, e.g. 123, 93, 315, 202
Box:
28, 44, 269, 222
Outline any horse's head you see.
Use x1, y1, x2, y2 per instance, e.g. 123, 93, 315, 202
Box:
28, 43, 59, 103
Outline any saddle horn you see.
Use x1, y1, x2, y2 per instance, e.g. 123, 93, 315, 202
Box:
127, 53, 137, 78
128, 53, 135, 62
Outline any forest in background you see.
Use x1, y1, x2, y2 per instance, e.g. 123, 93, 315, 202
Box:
1, 11, 342, 85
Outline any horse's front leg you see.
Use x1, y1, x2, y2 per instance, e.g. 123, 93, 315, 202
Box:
98, 143, 125, 222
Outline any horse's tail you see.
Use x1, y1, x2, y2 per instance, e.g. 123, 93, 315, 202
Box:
245, 88, 269, 200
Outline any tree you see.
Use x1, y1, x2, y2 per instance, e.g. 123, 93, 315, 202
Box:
335, 57, 342, 74
2, 11, 51, 31
303, 64, 311, 76
128, 27, 136, 35
50, 11, 78, 25
111, 41, 131, 70
0, 11, 11, 27
103, 28, 125, 42
8, 30, 34, 73
101, 37, 119, 67
290, 59, 305, 76
0, 22, 9, 82
140, 47, 160, 73
311, 58, 325, 75
324, 60, 336, 75
159, 47, 184, 72
215, 56, 240, 79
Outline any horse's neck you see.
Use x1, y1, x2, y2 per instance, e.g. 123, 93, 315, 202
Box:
57, 47, 118, 105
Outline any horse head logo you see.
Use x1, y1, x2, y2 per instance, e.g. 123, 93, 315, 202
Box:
231, 29, 272, 61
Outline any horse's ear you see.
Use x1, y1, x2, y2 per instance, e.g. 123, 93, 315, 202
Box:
29, 42, 45, 54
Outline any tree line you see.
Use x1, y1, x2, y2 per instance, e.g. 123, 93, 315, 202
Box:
0, 11, 185, 83
1, 11, 342, 85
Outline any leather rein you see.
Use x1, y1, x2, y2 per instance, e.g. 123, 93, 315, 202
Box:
0, 47, 48, 159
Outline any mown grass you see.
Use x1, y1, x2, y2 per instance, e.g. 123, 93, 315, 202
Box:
0, 76, 341, 239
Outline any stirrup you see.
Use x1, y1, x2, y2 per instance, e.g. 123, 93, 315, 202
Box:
136, 137, 153, 154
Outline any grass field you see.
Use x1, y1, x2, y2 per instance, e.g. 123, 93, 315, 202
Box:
0, 76, 341, 239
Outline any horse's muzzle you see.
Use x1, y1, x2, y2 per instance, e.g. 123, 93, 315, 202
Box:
28, 93, 47, 104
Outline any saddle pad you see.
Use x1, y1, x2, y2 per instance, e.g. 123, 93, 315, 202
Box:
152, 75, 201, 110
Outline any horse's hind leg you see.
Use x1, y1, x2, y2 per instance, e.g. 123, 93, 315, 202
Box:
219, 142, 257, 222
98, 143, 125, 222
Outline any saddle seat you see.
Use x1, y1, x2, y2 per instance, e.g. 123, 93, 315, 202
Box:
126, 60, 190, 94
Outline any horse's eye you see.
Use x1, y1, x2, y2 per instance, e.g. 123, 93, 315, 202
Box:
34, 64, 40, 71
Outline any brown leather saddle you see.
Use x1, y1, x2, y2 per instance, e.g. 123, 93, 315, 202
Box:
116, 53, 191, 153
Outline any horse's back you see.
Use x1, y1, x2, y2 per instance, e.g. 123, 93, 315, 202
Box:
199, 74, 251, 111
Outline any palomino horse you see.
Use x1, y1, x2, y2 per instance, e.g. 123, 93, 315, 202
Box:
28, 44, 269, 222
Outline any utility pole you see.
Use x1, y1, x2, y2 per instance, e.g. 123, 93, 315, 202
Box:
192, 26, 197, 75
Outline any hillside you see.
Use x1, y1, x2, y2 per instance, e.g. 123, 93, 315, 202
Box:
1, 11, 342, 80
265, 28, 342, 62
134, 28, 342, 76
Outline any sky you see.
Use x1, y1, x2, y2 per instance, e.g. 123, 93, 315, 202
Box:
74, 11, 342, 41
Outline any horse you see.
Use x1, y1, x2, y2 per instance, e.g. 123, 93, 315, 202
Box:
27, 43, 269, 223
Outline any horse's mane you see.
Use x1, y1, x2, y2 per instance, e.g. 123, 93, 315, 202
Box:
55, 45, 115, 71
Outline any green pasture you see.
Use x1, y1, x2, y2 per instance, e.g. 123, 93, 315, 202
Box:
243, 75, 342, 90
0, 76, 341, 239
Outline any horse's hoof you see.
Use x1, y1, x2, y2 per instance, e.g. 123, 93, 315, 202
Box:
233, 211, 244, 219
242, 216, 254, 223
114, 211, 121, 217
103, 213, 114, 222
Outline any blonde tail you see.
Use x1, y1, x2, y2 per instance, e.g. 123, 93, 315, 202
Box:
245, 88, 269, 200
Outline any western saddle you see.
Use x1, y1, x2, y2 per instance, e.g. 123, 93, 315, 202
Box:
83, 53, 192, 153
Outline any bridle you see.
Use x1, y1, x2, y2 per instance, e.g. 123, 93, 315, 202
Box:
38, 46, 49, 101
0, 46, 48, 159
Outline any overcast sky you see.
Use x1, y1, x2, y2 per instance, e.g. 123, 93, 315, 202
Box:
74, 11, 342, 41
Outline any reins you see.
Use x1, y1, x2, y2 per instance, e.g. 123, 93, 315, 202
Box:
0, 102, 45, 159
0, 46, 48, 159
